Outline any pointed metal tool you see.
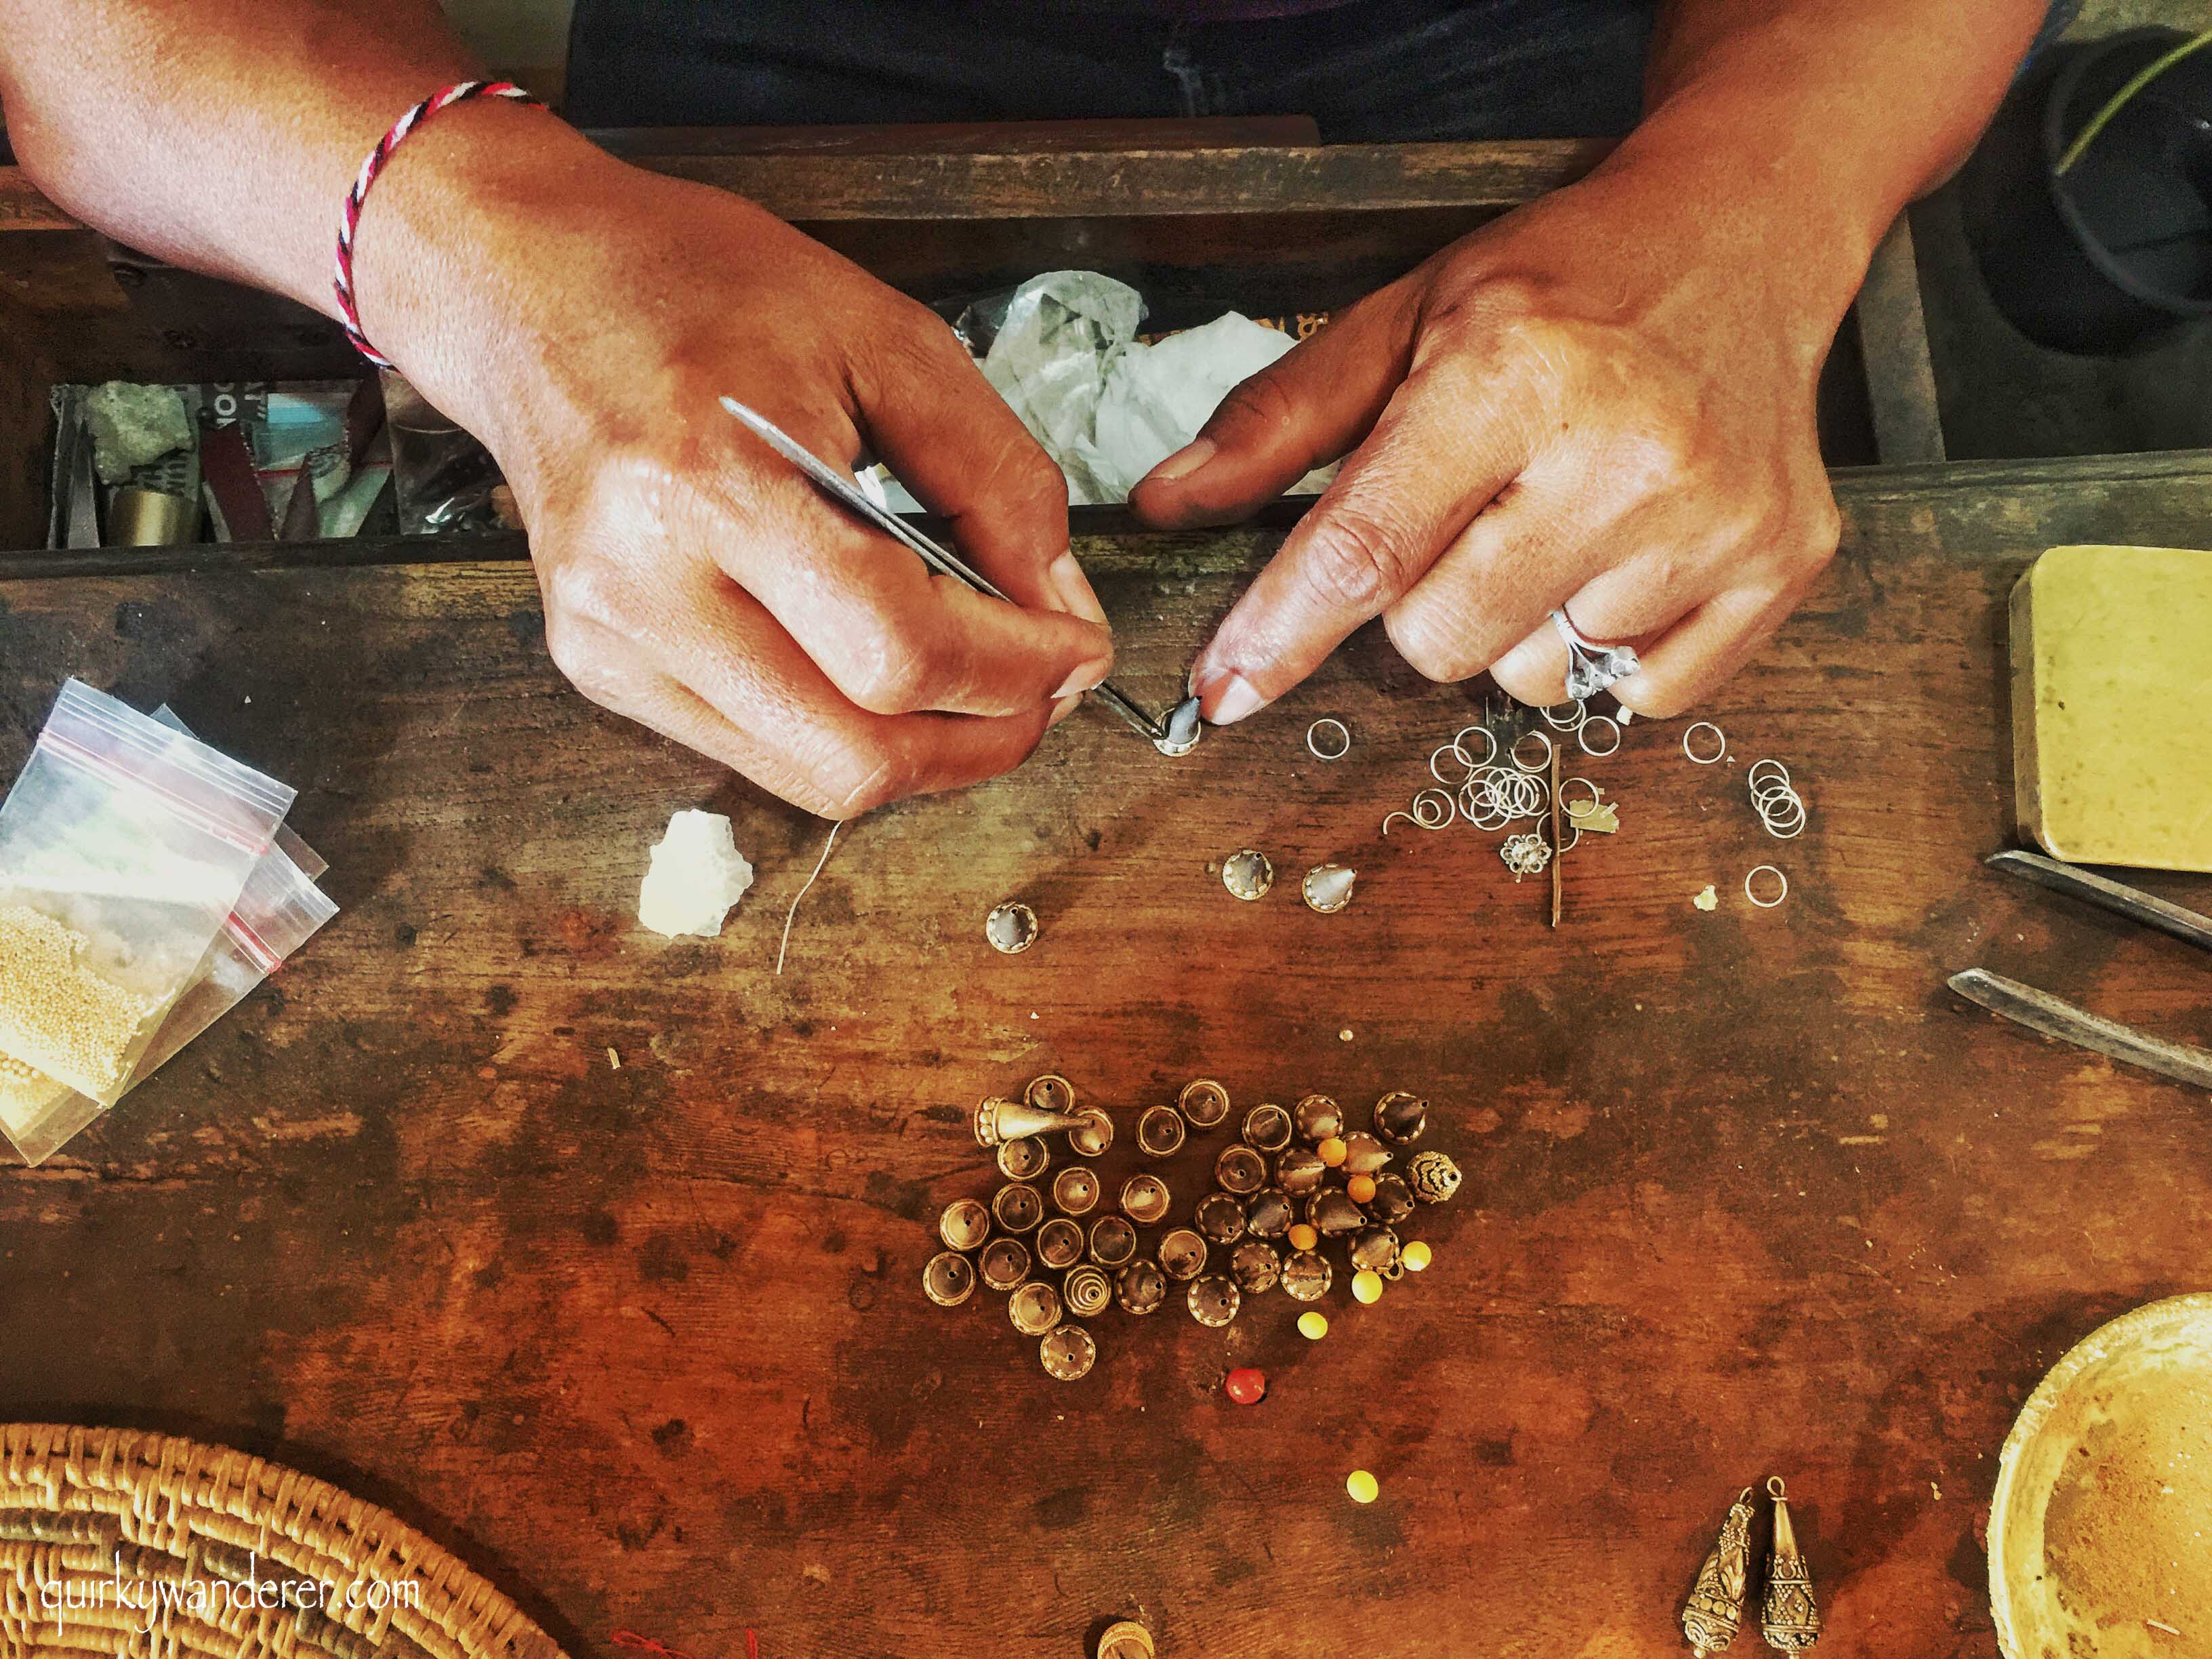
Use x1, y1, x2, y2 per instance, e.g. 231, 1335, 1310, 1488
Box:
1986, 849, 2212, 953
1948, 969, 2212, 1091
1950, 848, 2212, 1090
720, 396, 1196, 751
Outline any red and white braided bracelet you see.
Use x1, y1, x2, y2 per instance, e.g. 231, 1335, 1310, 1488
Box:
332, 79, 542, 369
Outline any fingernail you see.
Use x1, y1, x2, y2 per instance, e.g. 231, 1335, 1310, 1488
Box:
1145, 436, 1216, 486
1046, 552, 1109, 626
1047, 693, 1084, 729
1055, 656, 1113, 699
1195, 670, 1267, 726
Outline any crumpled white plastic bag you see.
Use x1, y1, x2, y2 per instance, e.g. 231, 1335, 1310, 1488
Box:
887, 270, 1338, 508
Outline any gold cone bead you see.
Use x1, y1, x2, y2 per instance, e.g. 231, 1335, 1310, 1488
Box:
1759, 1478, 1821, 1652
1681, 1487, 1754, 1656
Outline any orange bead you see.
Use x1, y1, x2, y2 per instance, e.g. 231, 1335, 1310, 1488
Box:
1347, 1174, 1376, 1204
1318, 1136, 1348, 1167
1287, 1223, 1319, 1252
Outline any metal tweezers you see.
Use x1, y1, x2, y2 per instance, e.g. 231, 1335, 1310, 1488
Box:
1950, 849, 2212, 1090
720, 396, 1199, 754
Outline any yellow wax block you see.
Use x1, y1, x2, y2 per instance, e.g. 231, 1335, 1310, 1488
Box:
2010, 545, 2212, 872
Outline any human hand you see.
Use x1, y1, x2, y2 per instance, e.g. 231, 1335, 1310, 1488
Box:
1129, 148, 1851, 723
387, 155, 1112, 818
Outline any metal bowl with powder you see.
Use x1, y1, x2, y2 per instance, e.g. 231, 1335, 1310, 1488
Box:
1990, 1294, 2212, 1658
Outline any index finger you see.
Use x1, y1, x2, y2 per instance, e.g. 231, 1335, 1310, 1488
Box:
710, 402, 1113, 718
1186, 362, 1533, 724
850, 303, 1106, 626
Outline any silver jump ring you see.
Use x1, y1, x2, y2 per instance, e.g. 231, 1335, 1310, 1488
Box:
1747, 758, 1790, 792
1682, 722, 1727, 764
1306, 718, 1351, 761
1746, 865, 1788, 907
1510, 730, 1554, 773
1452, 724, 1498, 768
1431, 743, 1476, 787
1576, 716, 1622, 758
1561, 777, 1603, 816
1410, 787, 1457, 830
1540, 700, 1587, 733
1760, 803, 1807, 840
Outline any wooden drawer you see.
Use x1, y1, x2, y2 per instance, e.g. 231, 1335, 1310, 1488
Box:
0, 129, 1908, 555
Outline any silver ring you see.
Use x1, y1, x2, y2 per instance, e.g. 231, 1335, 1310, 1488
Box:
1561, 776, 1603, 816
1540, 700, 1587, 733
1747, 758, 1790, 792
1430, 743, 1476, 787
1682, 722, 1727, 764
1550, 609, 1643, 701
1576, 716, 1622, 758
1745, 865, 1788, 907
1306, 718, 1351, 761
1452, 724, 1498, 768
1509, 730, 1554, 773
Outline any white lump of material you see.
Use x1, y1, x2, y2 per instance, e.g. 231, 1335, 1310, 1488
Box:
638, 811, 755, 939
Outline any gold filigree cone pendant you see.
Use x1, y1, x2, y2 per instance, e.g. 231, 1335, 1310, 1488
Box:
1681, 1486, 1755, 1656
1761, 1477, 1822, 1652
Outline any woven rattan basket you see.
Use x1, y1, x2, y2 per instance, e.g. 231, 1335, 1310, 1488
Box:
0, 1425, 567, 1659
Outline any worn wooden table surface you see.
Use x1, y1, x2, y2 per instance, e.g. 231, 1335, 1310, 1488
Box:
1, 453, 2208, 1659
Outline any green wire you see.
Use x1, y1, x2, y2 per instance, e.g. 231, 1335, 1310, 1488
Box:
2055, 27, 2212, 177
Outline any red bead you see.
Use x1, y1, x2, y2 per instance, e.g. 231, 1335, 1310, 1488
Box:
1225, 1366, 1267, 1406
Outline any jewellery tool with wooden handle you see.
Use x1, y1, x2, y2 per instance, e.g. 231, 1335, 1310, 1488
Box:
721, 396, 1200, 754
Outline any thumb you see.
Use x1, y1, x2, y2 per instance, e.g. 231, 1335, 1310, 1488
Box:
1128, 285, 1416, 531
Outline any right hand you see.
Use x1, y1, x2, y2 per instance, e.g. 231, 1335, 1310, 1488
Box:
378, 149, 1113, 819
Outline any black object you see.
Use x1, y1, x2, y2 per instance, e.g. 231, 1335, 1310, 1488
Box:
1965, 28, 2212, 354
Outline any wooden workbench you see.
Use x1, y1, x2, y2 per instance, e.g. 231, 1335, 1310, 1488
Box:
1, 449, 2209, 1659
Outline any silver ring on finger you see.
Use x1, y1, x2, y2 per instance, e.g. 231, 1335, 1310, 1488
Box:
1551, 609, 1643, 701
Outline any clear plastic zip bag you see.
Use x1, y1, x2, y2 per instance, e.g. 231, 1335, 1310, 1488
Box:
0, 709, 337, 1164
3, 825, 335, 1164
130, 705, 333, 1080
0, 680, 295, 1129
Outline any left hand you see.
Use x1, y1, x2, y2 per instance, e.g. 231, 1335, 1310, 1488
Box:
1129, 149, 1851, 722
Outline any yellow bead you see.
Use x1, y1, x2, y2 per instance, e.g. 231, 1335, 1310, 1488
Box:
1347, 1469, 1379, 1504
1402, 1240, 1433, 1273
1317, 1136, 1348, 1167
1287, 1223, 1318, 1252
1297, 1311, 1328, 1340
1346, 1174, 1376, 1204
1352, 1269, 1383, 1304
